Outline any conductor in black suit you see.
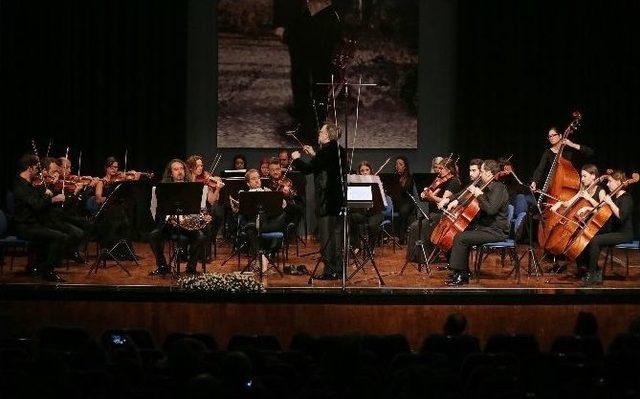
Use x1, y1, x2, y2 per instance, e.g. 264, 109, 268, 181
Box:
291, 123, 347, 279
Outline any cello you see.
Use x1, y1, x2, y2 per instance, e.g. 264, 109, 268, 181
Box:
430, 166, 510, 252
544, 175, 606, 256
560, 172, 639, 260
537, 111, 583, 247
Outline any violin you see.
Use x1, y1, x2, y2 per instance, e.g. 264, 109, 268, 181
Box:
195, 171, 224, 190
108, 171, 154, 183
277, 177, 297, 198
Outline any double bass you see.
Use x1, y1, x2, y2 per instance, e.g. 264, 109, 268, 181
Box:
558, 173, 639, 260
537, 111, 583, 247
430, 168, 509, 252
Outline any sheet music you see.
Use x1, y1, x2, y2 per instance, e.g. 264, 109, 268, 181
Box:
347, 174, 388, 207
150, 185, 208, 221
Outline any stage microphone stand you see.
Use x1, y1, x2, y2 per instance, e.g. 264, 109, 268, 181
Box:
316, 78, 377, 291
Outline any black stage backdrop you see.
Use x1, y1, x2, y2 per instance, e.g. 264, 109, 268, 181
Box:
1, 0, 187, 207
454, 0, 640, 178
454, 0, 640, 234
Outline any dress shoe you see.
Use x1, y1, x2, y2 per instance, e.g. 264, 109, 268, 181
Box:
70, 251, 85, 264
318, 272, 340, 280
581, 270, 603, 286
42, 271, 66, 282
149, 265, 170, 276
436, 263, 451, 272
445, 272, 469, 286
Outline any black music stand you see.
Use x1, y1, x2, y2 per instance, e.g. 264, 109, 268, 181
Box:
237, 191, 284, 280
221, 169, 247, 178
155, 183, 203, 275
88, 182, 136, 276
400, 193, 433, 276
344, 184, 385, 285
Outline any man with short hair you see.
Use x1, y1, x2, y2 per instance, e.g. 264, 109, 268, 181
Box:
12, 154, 72, 281
443, 160, 509, 286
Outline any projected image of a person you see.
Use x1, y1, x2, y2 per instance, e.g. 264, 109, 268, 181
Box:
273, 0, 342, 143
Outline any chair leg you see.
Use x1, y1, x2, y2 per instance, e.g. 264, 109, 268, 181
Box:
474, 248, 483, 281
510, 247, 520, 284
626, 249, 630, 278
602, 248, 610, 277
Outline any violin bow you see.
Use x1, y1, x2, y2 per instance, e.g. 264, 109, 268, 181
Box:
30, 139, 46, 182
208, 153, 222, 175
123, 148, 128, 174
331, 74, 338, 127
374, 157, 391, 176
62, 146, 69, 208
78, 151, 82, 176
45, 138, 53, 159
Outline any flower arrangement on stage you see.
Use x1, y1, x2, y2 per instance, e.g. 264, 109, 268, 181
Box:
178, 272, 265, 293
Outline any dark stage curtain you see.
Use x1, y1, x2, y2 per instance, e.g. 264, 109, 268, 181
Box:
1, 0, 187, 207
455, 0, 640, 235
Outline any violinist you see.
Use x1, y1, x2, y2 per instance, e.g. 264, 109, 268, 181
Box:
392, 156, 416, 244
281, 176, 304, 226
231, 169, 287, 259
420, 158, 461, 205
259, 157, 271, 178
42, 157, 60, 183
576, 170, 634, 285
406, 158, 464, 264
278, 149, 291, 169
13, 154, 83, 282
148, 159, 211, 276
431, 156, 444, 173
441, 160, 510, 286
89, 157, 139, 257
186, 155, 223, 205
186, 154, 225, 239
268, 159, 284, 190
94, 157, 141, 206
52, 157, 89, 206
550, 164, 605, 215
349, 161, 385, 249
530, 127, 594, 192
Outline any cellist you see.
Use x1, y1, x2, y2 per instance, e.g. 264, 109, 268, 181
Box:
549, 164, 605, 215
441, 160, 510, 286
576, 170, 634, 285
530, 126, 593, 193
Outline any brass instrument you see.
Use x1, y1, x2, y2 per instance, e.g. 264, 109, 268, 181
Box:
168, 211, 211, 231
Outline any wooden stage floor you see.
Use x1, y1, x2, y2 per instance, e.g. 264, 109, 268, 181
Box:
2, 237, 640, 297
3, 237, 640, 351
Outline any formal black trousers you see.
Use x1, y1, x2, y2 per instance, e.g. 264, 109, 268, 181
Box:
15, 221, 83, 269
449, 227, 507, 274
148, 224, 207, 269
577, 231, 633, 272
317, 214, 343, 275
